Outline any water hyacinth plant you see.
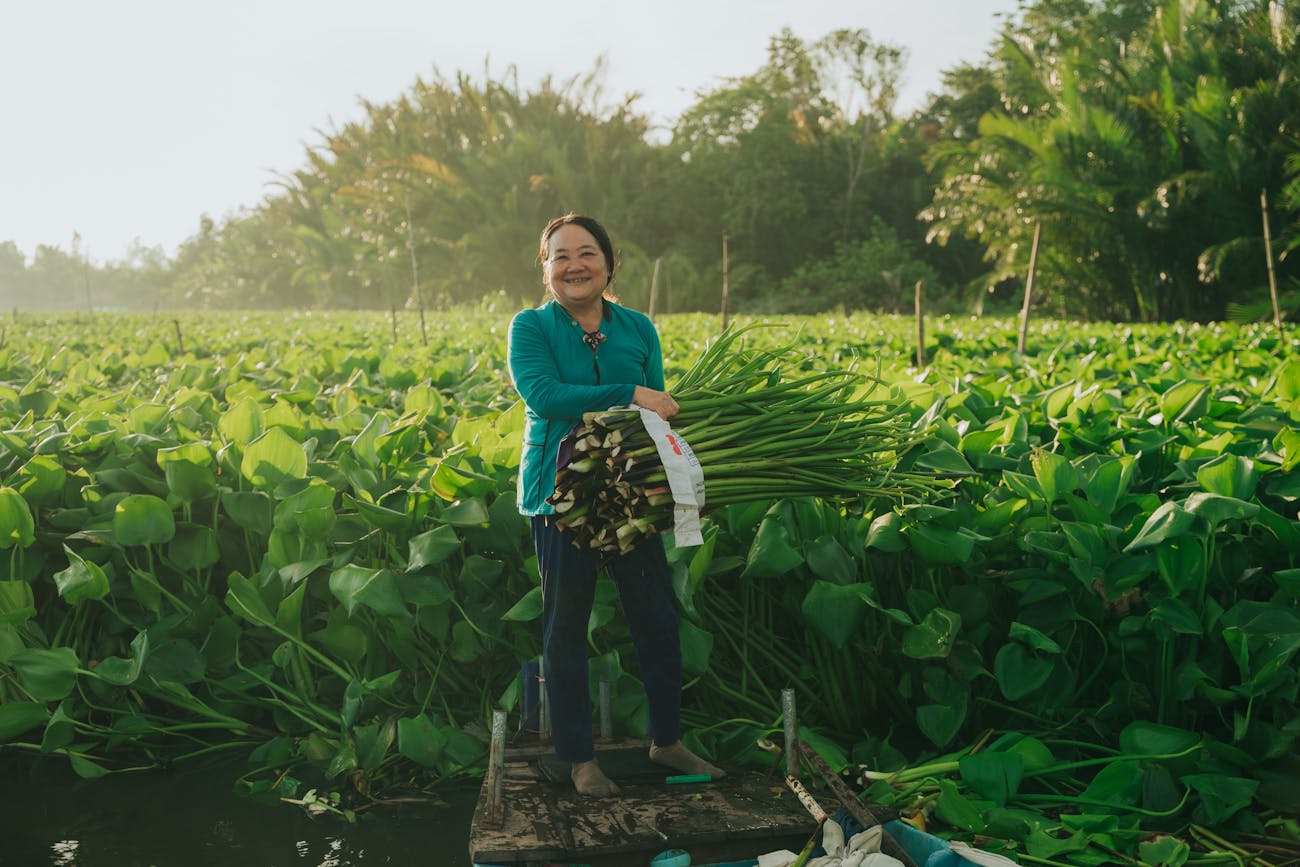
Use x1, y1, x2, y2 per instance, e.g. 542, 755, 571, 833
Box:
549, 326, 948, 554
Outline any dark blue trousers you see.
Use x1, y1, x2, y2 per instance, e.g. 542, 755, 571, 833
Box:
530, 516, 682, 762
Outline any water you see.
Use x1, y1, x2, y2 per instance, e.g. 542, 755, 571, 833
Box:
0, 755, 480, 867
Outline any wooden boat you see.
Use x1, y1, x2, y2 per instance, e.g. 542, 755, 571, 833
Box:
467, 736, 827, 867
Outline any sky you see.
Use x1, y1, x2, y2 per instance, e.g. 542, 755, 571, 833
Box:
1, 0, 1021, 265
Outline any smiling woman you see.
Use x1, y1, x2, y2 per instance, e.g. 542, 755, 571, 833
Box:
507, 214, 724, 797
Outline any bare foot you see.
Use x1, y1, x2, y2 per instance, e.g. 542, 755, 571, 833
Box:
649, 741, 725, 779
570, 759, 620, 796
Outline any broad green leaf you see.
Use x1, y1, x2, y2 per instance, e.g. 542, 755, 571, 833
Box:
329, 565, 407, 619
0, 487, 36, 549
0, 701, 49, 741
1182, 774, 1258, 825
168, 524, 221, 572
914, 440, 977, 475
1080, 760, 1144, 805
355, 719, 395, 772
994, 644, 1053, 701
397, 573, 454, 607
221, 490, 273, 533
906, 524, 975, 565
1195, 453, 1257, 500
935, 779, 985, 833
147, 638, 206, 684
310, 621, 367, 665
273, 479, 337, 539
1119, 721, 1201, 758
865, 512, 907, 552
68, 752, 110, 779
1139, 836, 1190, 867
219, 398, 264, 444
501, 587, 543, 622
13, 455, 66, 505
112, 494, 176, 546
801, 580, 866, 648
225, 572, 275, 626
1123, 501, 1196, 551
960, 751, 1024, 806
440, 498, 490, 527
1009, 621, 1062, 654
804, 535, 856, 585
917, 702, 967, 749
902, 608, 961, 659
1148, 598, 1202, 635
405, 525, 462, 571
0, 580, 36, 626
449, 620, 483, 662
1274, 427, 1300, 472
276, 581, 308, 638
10, 647, 79, 701
741, 516, 803, 579
679, 619, 713, 676
51, 545, 109, 608
1084, 456, 1135, 516
1183, 492, 1258, 528
91, 631, 149, 686
1031, 449, 1076, 504
163, 460, 217, 503
239, 428, 306, 491
1158, 380, 1208, 424
397, 713, 446, 768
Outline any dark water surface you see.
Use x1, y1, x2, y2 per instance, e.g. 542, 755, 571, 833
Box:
0, 754, 479, 867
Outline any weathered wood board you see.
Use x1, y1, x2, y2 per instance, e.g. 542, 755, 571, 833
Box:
468, 754, 829, 866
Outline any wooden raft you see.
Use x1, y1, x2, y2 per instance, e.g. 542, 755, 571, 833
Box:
468, 744, 829, 866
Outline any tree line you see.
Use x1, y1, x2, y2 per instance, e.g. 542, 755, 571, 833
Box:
3, 0, 1298, 322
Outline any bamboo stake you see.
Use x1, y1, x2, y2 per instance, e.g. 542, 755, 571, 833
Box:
404, 193, 428, 347
1261, 189, 1283, 339
648, 256, 661, 321
783, 688, 798, 779
721, 231, 730, 331
914, 279, 926, 368
1017, 221, 1042, 355
172, 319, 185, 355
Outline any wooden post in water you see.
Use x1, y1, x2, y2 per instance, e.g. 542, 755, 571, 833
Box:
598, 676, 612, 739
538, 657, 549, 743
483, 710, 507, 829
404, 193, 429, 347
782, 688, 798, 779
173, 319, 185, 356
648, 257, 662, 321
721, 231, 730, 331
914, 279, 926, 368
1261, 189, 1283, 339
1017, 222, 1043, 355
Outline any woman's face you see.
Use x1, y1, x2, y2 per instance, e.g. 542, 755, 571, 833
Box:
544, 224, 609, 309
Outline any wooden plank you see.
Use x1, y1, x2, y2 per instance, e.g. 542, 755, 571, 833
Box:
468, 771, 830, 865
796, 740, 917, 867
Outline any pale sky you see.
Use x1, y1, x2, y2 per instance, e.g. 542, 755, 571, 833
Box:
1, 0, 1020, 265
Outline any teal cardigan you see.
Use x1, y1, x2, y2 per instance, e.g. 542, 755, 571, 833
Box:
508, 299, 665, 516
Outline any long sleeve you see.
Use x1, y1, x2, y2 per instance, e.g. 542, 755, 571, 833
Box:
508, 310, 636, 419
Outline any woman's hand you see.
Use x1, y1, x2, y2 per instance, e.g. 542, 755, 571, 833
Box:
633, 386, 679, 420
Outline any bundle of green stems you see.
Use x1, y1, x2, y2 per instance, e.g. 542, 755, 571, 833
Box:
547, 326, 944, 555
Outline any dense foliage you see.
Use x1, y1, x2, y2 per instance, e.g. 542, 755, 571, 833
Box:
1, 310, 1298, 863
4, 0, 1299, 321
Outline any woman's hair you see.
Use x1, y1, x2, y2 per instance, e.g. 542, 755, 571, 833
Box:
538, 213, 619, 301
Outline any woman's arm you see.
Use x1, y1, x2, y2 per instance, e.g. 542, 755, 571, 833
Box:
508, 311, 635, 419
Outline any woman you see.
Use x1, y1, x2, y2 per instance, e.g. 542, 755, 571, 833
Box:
507, 214, 723, 796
